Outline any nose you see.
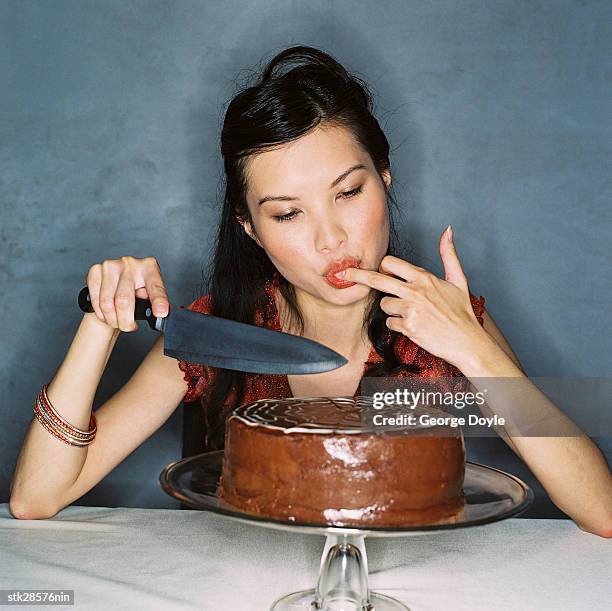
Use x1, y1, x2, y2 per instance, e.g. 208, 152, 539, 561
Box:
315, 213, 348, 254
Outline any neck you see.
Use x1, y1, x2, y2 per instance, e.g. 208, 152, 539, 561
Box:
277, 285, 373, 359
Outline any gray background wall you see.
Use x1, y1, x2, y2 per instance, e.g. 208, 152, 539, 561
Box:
1, 1, 610, 513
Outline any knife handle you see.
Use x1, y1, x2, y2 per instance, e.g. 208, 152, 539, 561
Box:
78, 286, 161, 331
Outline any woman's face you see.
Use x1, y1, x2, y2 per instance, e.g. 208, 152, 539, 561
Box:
241, 123, 391, 306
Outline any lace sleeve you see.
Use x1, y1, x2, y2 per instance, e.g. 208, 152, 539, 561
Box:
469, 291, 486, 326
176, 294, 213, 403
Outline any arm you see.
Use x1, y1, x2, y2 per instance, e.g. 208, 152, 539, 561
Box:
469, 307, 525, 457
9, 320, 190, 519
480, 307, 525, 374
9, 312, 119, 518
54, 333, 190, 514
460, 308, 612, 538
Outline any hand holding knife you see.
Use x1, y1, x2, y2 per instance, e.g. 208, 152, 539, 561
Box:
78, 286, 347, 375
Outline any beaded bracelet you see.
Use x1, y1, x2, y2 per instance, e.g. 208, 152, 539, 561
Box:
32, 383, 97, 447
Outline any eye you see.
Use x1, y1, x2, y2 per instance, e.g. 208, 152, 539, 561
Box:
339, 185, 363, 199
272, 186, 363, 223
273, 210, 299, 223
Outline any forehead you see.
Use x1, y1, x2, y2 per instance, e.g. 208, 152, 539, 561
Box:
244, 124, 370, 198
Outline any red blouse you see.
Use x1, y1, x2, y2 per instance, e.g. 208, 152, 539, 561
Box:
177, 272, 486, 405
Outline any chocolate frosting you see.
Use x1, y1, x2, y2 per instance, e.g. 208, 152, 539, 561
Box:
219, 396, 466, 527
232, 395, 461, 437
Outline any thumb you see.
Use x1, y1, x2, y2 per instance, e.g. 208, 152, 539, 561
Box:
440, 225, 468, 292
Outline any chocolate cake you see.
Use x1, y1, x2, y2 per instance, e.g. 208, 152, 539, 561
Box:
217, 396, 466, 527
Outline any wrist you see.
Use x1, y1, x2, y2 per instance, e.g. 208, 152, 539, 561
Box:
455, 330, 514, 377
82, 311, 121, 341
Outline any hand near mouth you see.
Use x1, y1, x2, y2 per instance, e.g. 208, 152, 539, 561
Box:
338, 226, 489, 369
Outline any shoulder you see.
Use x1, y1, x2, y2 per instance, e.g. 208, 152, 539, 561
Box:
180, 275, 275, 318
176, 293, 215, 403
181, 293, 213, 315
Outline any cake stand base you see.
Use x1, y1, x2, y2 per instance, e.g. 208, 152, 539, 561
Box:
271, 590, 408, 611
270, 533, 409, 611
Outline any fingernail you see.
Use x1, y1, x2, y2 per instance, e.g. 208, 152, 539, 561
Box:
336, 270, 346, 278
447, 224, 453, 243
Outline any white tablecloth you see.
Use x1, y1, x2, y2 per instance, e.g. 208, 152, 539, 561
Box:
0, 503, 610, 610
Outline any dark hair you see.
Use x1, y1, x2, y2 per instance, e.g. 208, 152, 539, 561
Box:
197, 45, 420, 450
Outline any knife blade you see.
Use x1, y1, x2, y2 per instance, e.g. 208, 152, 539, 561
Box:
78, 287, 348, 374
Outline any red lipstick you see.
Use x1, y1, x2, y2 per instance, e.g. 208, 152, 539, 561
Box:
323, 257, 361, 289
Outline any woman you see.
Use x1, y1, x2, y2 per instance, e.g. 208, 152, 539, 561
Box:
9, 46, 611, 536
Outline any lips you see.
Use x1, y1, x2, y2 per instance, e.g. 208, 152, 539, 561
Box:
323, 257, 361, 289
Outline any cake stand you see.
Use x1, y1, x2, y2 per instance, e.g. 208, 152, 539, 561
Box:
159, 451, 533, 610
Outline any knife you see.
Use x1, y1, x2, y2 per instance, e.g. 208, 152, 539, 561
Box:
78, 287, 348, 374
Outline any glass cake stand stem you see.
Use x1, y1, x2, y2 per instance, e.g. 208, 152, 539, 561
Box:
271, 533, 409, 611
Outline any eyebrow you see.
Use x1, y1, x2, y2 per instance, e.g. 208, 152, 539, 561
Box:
257, 163, 367, 206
